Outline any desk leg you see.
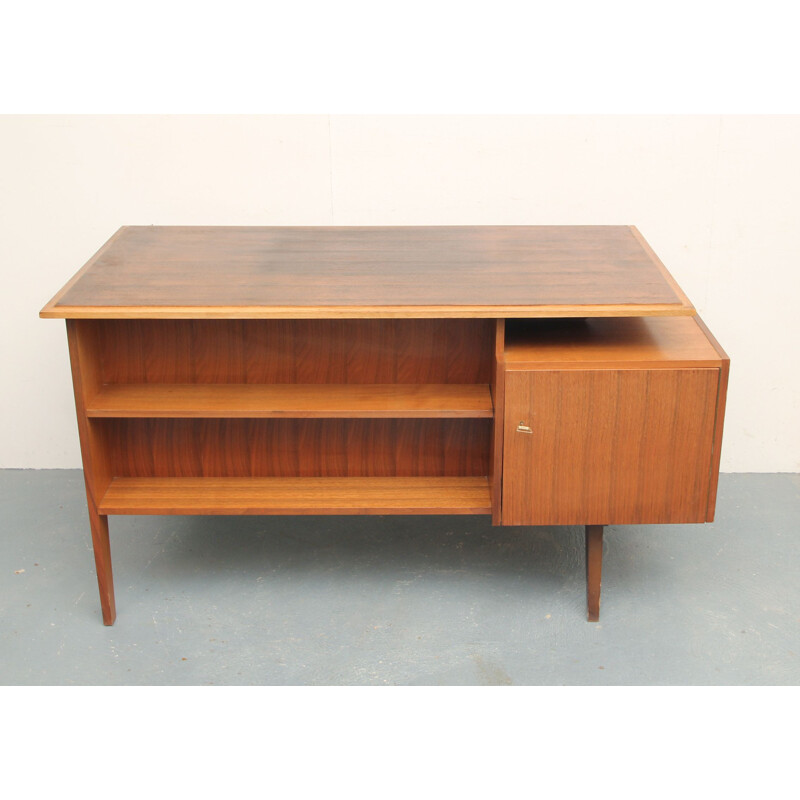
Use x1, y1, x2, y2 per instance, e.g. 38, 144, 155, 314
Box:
67, 321, 117, 625
585, 525, 603, 622
88, 504, 116, 626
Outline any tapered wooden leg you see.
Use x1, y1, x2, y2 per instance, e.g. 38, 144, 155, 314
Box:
585, 525, 603, 622
88, 504, 116, 626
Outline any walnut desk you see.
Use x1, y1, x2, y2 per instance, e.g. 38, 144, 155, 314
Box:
40, 226, 729, 625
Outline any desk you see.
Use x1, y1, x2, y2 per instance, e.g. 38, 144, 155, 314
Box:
41, 226, 728, 624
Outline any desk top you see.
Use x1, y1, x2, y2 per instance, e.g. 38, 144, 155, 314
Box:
41, 225, 693, 319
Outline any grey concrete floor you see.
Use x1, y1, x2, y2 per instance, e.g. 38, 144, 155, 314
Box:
1, 470, 798, 685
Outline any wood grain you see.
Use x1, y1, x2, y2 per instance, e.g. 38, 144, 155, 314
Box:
86, 383, 493, 418
629, 226, 693, 310
502, 368, 720, 525
504, 316, 723, 369
101, 418, 491, 478
585, 525, 603, 622
66, 320, 116, 625
693, 314, 730, 521
98, 476, 492, 515
93, 319, 494, 385
40, 226, 694, 318
490, 319, 505, 525
41, 303, 697, 320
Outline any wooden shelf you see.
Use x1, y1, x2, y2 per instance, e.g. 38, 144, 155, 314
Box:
98, 476, 492, 515
86, 383, 493, 418
504, 317, 723, 369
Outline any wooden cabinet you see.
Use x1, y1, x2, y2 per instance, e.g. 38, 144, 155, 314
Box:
501, 318, 728, 526
40, 226, 729, 623
503, 367, 720, 525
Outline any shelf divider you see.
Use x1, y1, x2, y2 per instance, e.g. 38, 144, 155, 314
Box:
86, 383, 493, 419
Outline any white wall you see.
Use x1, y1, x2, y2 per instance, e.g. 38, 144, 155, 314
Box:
1, 115, 797, 471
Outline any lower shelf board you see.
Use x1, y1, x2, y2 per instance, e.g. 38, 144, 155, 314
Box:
98, 476, 492, 515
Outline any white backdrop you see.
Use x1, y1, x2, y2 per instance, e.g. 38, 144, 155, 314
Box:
1, 115, 797, 471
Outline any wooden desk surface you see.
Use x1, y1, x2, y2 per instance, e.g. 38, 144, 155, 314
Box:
41, 225, 693, 319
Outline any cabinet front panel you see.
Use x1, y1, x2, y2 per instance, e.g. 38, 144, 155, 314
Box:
502, 368, 719, 525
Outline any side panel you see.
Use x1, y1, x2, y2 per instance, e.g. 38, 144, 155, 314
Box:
489, 319, 505, 524
502, 368, 720, 525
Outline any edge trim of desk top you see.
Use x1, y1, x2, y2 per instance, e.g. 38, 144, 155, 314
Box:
39, 225, 695, 320
40, 303, 694, 319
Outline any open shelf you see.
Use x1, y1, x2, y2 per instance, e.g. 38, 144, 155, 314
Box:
98, 476, 492, 515
86, 383, 493, 418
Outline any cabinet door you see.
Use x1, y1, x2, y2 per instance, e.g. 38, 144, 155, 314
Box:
502, 368, 720, 525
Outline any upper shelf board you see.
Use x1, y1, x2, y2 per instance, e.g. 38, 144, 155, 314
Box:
41, 225, 694, 319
